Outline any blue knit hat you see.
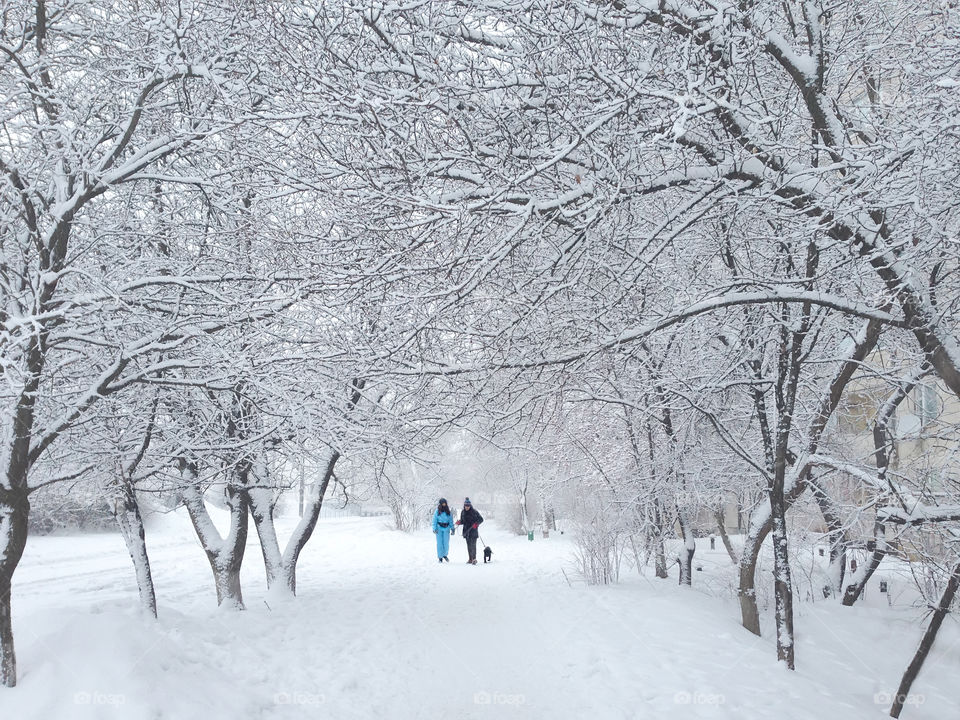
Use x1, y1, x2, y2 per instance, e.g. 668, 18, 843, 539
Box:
463, 497, 471, 506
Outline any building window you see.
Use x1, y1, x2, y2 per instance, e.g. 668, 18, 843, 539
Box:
918, 383, 940, 428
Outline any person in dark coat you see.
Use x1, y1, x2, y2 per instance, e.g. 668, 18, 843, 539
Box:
455, 497, 484, 564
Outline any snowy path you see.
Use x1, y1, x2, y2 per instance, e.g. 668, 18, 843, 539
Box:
4, 515, 958, 719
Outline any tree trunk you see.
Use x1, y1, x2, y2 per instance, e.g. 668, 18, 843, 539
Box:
279, 448, 341, 595
841, 520, 887, 606
247, 485, 285, 593
208, 491, 248, 610
714, 509, 738, 563
113, 481, 157, 618
889, 562, 960, 718
0, 489, 29, 688
735, 313, 878, 634
842, 371, 917, 607
738, 479, 810, 637
654, 541, 668, 579
809, 478, 846, 598
676, 507, 695, 586
738, 508, 773, 636
841, 539, 886, 606
181, 463, 249, 610
771, 416, 797, 669
211, 553, 246, 609
652, 498, 668, 579
0, 582, 14, 690
272, 382, 362, 595
770, 504, 795, 669
738, 531, 763, 634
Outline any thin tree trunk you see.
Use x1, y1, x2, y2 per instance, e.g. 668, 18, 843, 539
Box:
0, 583, 14, 690
113, 481, 157, 618
715, 509, 738, 563
872, 366, 925, 476
629, 533, 645, 576
0, 328, 45, 688
845, 369, 922, 607
735, 317, 880, 633
0, 489, 29, 688
740, 351, 777, 635
809, 478, 846, 598
771, 348, 799, 672
770, 496, 795, 669
247, 484, 284, 592
271, 379, 364, 594
842, 523, 887, 606
652, 498, 668, 579
676, 507, 695, 586
279, 448, 340, 594
738, 478, 809, 635
113, 393, 159, 617
738, 511, 768, 636
889, 562, 960, 718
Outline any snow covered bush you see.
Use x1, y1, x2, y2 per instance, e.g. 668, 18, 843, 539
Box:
27, 483, 114, 535
573, 520, 626, 586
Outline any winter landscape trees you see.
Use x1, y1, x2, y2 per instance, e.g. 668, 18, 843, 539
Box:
2, 1, 959, 717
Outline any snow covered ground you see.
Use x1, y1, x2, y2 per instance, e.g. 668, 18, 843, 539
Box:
3, 513, 958, 720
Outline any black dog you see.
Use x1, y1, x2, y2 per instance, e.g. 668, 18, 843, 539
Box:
483, 546, 493, 563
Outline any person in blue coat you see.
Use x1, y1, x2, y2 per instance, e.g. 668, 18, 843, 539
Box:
432, 498, 455, 562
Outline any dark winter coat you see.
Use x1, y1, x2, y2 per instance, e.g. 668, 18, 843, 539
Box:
458, 507, 484, 538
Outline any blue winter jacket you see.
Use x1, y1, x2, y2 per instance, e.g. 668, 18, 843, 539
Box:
432, 509, 454, 532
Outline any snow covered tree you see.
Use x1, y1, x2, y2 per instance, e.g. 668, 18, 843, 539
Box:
0, 0, 302, 685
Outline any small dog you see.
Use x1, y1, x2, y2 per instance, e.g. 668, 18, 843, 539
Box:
483, 546, 493, 563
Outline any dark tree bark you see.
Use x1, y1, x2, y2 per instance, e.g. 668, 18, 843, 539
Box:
769, 484, 795, 669
737, 349, 777, 634
736, 486, 818, 637
0, 488, 29, 687
734, 316, 881, 632
738, 522, 764, 636
714, 509, 738, 564
841, 522, 887, 607
0, 316, 49, 687
889, 562, 960, 718
644, 424, 669, 580
765, 243, 822, 671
